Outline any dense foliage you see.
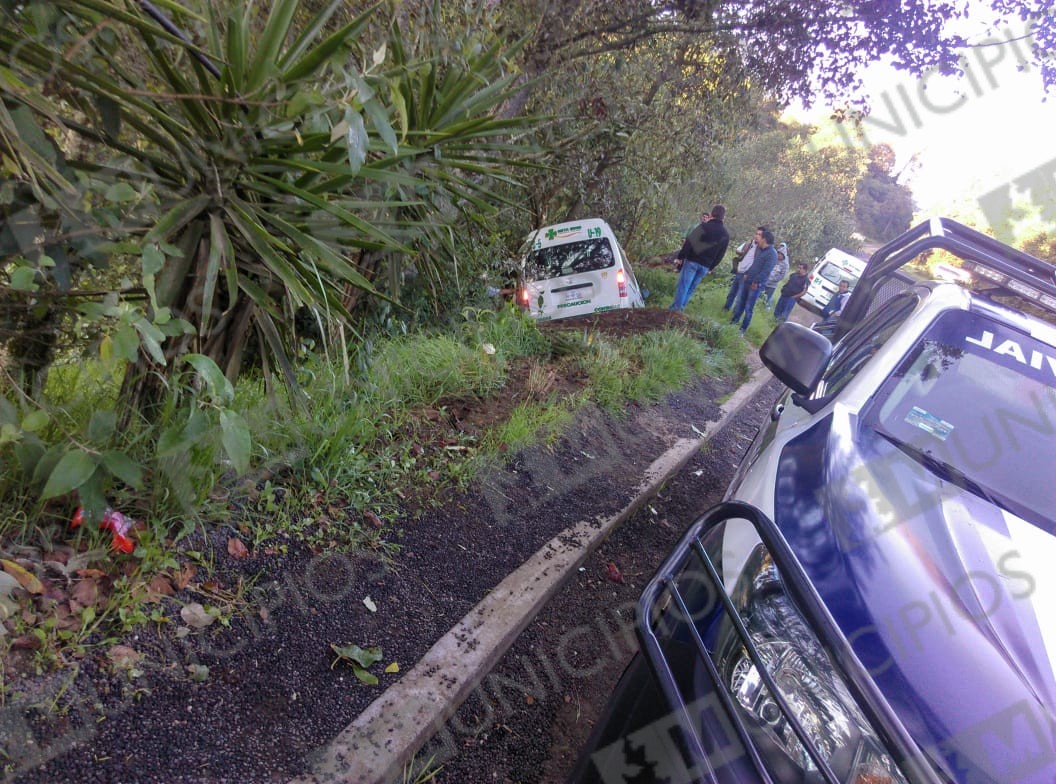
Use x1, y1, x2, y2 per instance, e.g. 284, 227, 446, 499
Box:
0, 0, 539, 521
854, 144, 917, 242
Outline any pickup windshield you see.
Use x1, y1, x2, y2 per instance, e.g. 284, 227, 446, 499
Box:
869, 309, 1056, 529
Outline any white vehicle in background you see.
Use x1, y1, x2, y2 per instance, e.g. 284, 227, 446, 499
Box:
517, 218, 645, 321
800, 247, 868, 312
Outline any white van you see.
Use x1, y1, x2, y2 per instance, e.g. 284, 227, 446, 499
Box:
799, 248, 868, 312
517, 218, 645, 321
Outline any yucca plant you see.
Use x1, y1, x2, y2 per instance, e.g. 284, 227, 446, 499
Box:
0, 0, 540, 521
0, 0, 538, 392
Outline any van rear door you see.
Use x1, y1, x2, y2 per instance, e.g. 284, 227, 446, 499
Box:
519, 220, 643, 320
522, 235, 617, 319
802, 251, 866, 311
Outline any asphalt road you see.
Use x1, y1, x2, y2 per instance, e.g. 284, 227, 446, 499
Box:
417, 376, 787, 784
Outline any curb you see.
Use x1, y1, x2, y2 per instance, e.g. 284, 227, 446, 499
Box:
292, 360, 776, 784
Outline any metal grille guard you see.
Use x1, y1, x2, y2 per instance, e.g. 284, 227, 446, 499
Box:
836, 216, 1056, 339
635, 501, 946, 784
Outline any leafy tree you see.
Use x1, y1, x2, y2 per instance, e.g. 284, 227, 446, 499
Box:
1022, 233, 1056, 265
498, 0, 1056, 113
709, 122, 866, 263
854, 144, 916, 241
482, 0, 1054, 258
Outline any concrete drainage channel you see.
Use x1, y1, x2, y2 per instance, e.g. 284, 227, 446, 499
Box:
292, 360, 776, 784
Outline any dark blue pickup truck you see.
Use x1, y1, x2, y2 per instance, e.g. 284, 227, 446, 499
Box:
570, 218, 1056, 784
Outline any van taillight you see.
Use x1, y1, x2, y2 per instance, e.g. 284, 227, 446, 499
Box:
617, 268, 627, 297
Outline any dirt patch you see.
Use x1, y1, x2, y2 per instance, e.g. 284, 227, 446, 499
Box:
432, 356, 590, 438
537, 306, 689, 339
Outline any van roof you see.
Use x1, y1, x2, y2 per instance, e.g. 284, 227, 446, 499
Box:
822, 248, 867, 268
529, 218, 614, 247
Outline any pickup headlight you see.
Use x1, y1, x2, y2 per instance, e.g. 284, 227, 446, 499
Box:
718, 544, 909, 783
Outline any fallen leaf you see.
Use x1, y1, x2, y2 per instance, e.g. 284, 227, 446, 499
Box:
1, 559, 42, 595
180, 602, 216, 629
384, 662, 399, 674
227, 538, 250, 560
330, 643, 382, 670
71, 578, 101, 608
363, 511, 383, 529
53, 601, 81, 632
352, 666, 378, 685
363, 596, 377, 613
604, 562, 625, 584
525, 695, 536, 705
75, 568, 106, 579
12, 634, 41, 651
0, 573, 21, 619
187, 664, 210, 682
107, 645, 142, 668
174, 563, 197, 590
428, 471, 441, 481
147, 574, 174, 599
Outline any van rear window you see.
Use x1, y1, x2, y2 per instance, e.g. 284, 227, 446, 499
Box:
526, 238, 615, 280
817, 262, 847, 284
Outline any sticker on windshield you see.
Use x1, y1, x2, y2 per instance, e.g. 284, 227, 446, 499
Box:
905, 406, 953, 441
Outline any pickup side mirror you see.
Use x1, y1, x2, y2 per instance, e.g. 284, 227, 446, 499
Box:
760, 322, 832, 395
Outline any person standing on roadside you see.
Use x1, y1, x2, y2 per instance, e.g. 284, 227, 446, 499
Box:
761, 242, 790, 309
821, 279, 852, 323
669, 204, 730, 312
723, 226, 768, 312
729, 228, 778, 334
773, 262, 809, 322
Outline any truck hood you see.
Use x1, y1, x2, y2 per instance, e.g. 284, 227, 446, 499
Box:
775, 409, 1056, 783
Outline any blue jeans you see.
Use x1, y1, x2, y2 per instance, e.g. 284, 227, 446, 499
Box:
723, 273, 746, 310
730, 283, 764, 332
773, 294, 797, 321
762, 285, 777, 308
669, 261, 710, 311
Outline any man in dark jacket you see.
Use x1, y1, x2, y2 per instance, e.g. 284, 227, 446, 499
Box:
773, 262, 809, 321
669, 204, 730, 312
729, 227, 777, 333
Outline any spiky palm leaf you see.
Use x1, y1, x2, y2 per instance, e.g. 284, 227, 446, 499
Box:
0, 0, 539, 407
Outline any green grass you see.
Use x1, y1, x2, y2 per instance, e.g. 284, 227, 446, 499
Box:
371, 334, 507, 407
484, 401, 575, 453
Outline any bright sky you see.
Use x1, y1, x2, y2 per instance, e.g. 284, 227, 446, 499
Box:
790, 17, 1056, 241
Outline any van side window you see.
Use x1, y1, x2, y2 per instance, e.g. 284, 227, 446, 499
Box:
814, 292, 920, 399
